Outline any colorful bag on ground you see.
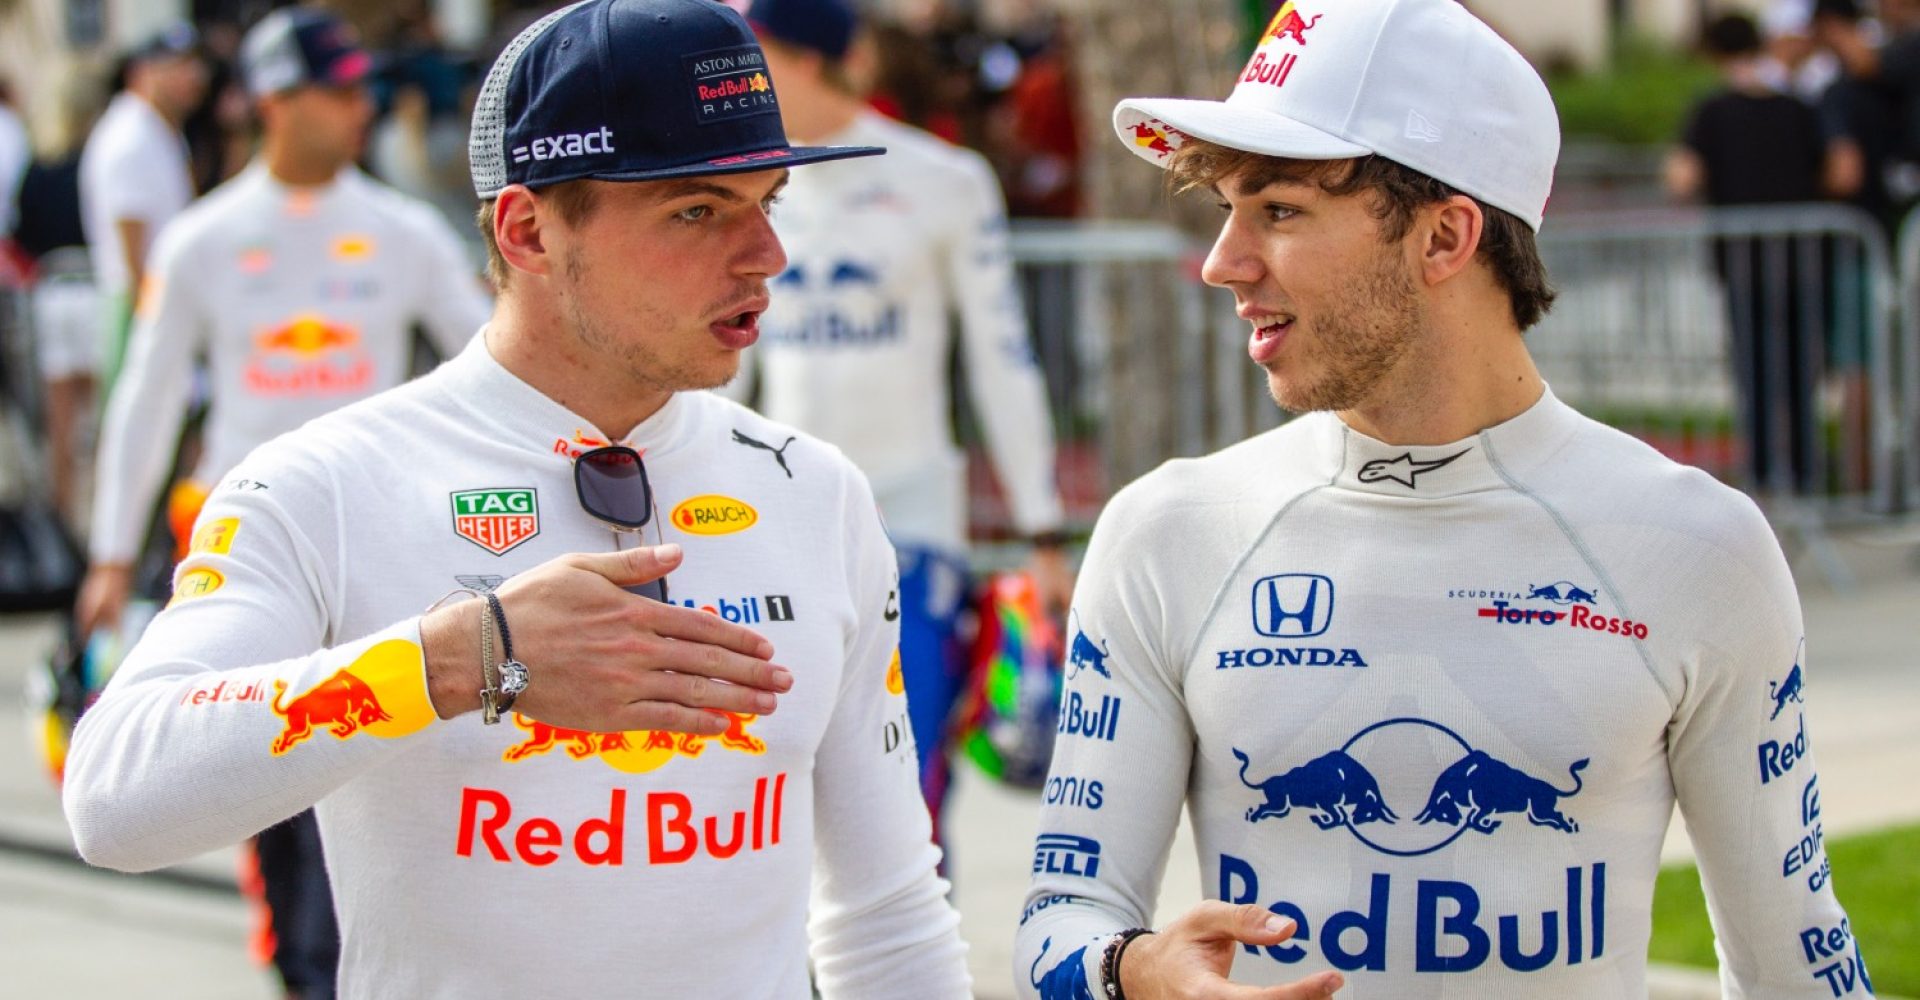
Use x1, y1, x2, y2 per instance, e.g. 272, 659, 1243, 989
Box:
954, 572, 1064, 789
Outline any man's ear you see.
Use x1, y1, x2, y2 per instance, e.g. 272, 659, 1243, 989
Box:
1418, 194, 1485, 288
494, 185, 553, 280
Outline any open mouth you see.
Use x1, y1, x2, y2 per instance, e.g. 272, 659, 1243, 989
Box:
716, 310, 759, 332
1249, 313, 1294, 339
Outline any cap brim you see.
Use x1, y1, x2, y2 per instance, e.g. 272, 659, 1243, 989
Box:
585, 143, 884, 183
1113, 97, 1369, 169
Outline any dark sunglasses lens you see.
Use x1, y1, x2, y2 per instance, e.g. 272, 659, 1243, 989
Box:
576, 448, 652, 528
625, 579, 669, 603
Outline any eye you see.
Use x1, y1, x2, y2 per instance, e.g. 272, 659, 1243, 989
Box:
1266, 204, 1298, 223
1212, 200, 1231, 214
675, 205, 714, 223
762, 193, 784, 213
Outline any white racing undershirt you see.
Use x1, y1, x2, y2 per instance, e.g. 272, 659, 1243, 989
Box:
1018, 387, 1870, 999
89, 163, 490, 563
65, 338, 970, 998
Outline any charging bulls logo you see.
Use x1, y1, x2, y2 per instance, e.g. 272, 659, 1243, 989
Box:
1234, 748, 1397, 829
1130, 121, 1179, 160
1263, 1, 1322, 46
1525, 581, 1599, 605
1065, 613, 1112, 680
245, 314, 373, 396
1235, 717, 1588, 856
1029, 937, 1095, 1000
502, 711, 765, 774
268, 640, 435, 755
1770, 639, 1808, 721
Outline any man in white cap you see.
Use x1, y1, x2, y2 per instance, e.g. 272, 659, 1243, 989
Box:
1017, 0, 1869, 997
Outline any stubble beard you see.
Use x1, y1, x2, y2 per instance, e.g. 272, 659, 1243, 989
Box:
1267, 246, 1426, 414
560, 245, 736, 394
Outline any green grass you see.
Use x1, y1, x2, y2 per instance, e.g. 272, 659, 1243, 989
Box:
1651, 823, 1920, 993
1549, 36, 1720, 144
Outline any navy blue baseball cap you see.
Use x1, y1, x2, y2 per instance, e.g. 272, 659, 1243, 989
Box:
746, 0, 859, 61
469, 0, 882, 199
240, 9, 374, 97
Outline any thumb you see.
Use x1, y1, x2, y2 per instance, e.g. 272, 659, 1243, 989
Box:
573, 543, 682, 586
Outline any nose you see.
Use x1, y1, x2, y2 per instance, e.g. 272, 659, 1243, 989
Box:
737, 204, 787, 281
1200, 210, 1263, 290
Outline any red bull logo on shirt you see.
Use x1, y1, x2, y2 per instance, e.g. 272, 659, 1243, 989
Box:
455, 774, 788, 866
501, 710, 765, 774
267, 640, 436, 755
245, 314, 373, 396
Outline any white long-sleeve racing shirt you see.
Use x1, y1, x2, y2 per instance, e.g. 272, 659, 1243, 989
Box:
740, 111, 1064, 551
90, 163, 490, 564
65, 336, 970, 999
1017, 388, 1870, 999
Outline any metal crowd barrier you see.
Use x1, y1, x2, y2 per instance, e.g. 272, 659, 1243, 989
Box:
995, 204, 1908, 562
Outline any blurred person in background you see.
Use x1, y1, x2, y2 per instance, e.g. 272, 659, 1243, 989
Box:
78, 23, 207, 387
741, 0, 1073, 849
73, 11, 490, 996
1667, 11, 1837, 494
13, 92, 98, 527
0, 80, 28, 241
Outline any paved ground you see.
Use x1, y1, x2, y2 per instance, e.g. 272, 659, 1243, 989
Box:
1, 531, 1914, 998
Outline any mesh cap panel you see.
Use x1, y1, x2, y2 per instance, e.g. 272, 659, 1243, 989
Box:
470, 3, 589, 198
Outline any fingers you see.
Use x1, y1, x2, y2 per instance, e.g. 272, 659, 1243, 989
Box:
571, 543, 683, 587
613, 701, 737, 737
1178, 901, 1303, 946
1204, 972, 1343, 1000
633, 668, 783, 716
636, 637, 793, 695
647, 601, 777, 660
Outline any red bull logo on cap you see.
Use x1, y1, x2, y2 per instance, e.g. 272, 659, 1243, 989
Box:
1242, 1, 1321, 90
1130, 121, 1180, 162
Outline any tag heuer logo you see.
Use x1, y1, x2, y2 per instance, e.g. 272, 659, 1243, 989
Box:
451, 489, 540, 555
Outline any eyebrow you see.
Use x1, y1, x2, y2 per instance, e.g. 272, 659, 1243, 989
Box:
657, 170, 791, 204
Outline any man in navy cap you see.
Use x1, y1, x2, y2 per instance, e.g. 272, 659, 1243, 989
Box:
76, 10, 492, 996
735, 0, 1073, 848
63, 2, 970, 995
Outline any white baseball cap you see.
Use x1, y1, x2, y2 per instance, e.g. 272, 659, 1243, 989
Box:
1113, 0, 1561, 230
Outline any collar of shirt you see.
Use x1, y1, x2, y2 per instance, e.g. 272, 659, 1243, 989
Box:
1320, 385, 1583, 498
440, 333, 702, 463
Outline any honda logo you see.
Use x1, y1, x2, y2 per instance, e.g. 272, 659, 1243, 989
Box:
1251, 574, 1334, 638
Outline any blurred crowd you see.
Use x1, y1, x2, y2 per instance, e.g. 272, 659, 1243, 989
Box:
0, 0, 1085, 542
1669, 0, 1920, 231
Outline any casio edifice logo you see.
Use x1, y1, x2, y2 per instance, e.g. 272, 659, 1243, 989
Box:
512, 126, 615, 165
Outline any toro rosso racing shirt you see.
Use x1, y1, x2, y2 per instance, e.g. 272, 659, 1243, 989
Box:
90, 163, 491, 564
1017, 388, 1869, 999
739, 111, 1064, 551
64, 336, 970, 999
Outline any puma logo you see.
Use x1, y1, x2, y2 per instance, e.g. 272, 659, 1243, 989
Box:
731, 429, 796, 479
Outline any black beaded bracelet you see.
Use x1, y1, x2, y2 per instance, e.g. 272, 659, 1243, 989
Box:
484, 591, 516, 663
1099, 928, 1153, 1000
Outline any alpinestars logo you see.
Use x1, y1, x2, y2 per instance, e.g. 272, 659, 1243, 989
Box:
732, 429, 796, 478
512, 126, 614, 165
1356, 449, 1469, 488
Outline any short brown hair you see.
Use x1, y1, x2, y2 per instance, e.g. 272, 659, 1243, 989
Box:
475, 180, 602, 288
1167, 140, 1557, 331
